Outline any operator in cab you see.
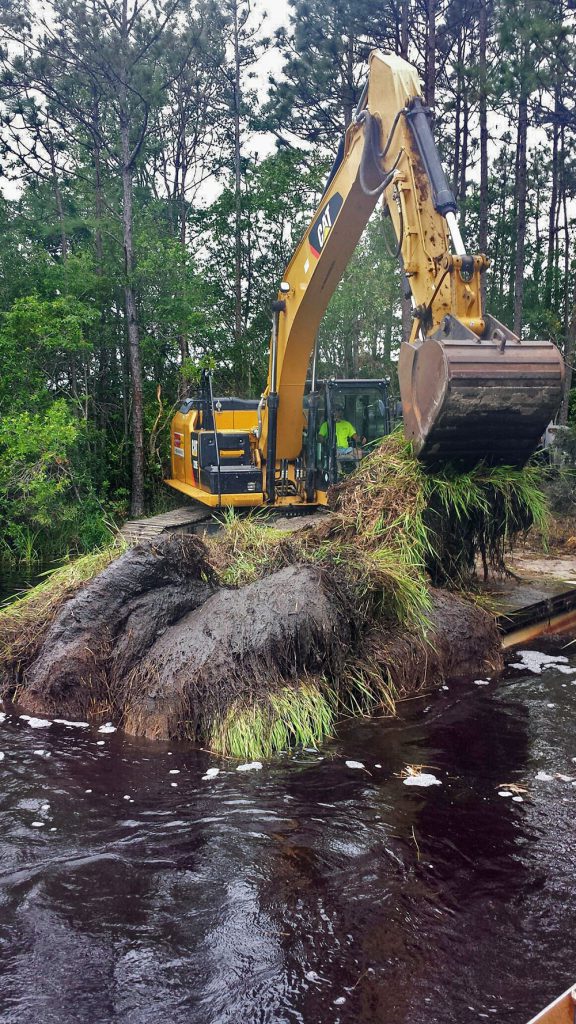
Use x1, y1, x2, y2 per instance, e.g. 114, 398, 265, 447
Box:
319, 405, 366, 463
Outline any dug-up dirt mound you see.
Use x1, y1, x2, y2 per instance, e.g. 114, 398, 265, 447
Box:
1, 534, 217, 716
4, 433, 533, 754
123, 563, 352, 742
1, 533, 503, 750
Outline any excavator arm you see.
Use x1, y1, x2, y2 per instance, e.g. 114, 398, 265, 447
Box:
260, 50, 564, 478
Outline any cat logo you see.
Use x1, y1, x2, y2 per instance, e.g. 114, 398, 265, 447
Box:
308, 193, 343, 258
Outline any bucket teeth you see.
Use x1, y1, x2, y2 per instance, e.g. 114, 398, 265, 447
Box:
399, 333, 565, 468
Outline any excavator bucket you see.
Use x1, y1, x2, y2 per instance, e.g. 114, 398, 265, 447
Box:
399, 316, 565, 468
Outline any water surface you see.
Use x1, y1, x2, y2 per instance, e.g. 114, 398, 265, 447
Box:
0, 641, 575, 1024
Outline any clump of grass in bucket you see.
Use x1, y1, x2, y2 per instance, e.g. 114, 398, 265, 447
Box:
0, 541, 125, 667
211, 682, 336, 760
327, 429, 548, 587
424, 460, 549, 582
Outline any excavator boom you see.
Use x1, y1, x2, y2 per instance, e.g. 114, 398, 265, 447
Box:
168, 51, 564, 511
261, 50, 564, 474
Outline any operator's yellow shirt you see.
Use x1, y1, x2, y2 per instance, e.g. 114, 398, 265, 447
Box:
319, 419, 357, 448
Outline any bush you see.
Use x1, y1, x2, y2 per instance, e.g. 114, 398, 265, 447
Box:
0, 400, 114, 561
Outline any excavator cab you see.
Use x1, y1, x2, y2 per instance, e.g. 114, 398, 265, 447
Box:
305, 379, 391, 495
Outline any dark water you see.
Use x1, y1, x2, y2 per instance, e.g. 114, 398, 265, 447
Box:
0, 563, 59, 607
1, 642, 575, 1024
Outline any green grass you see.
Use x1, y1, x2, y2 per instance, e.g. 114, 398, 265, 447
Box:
211, 682, 337, 760
0, 540, 126, 665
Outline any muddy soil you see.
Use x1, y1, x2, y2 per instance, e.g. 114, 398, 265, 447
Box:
363, 589, 504, 697
124, 563, 350, 740
1, 533, 507, 745
4, 535, 216, 717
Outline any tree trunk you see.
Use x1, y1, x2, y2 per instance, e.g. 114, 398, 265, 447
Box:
513, 89, 528, 337
558, 153, 573, 425
119, 0, 145, 517
459, 86, 469, 233
92, 96, 109, 431
478, 0, 489, 304
544, 86, 560, 309
400, 0, 409, 58
401, 293, 412, 344
425, 0, 436, 108
558, 296, 574, 426
232, 0, 243, 389
343, 31, 355, 128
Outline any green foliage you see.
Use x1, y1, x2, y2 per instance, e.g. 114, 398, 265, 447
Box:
0, 294, 97, 414
0, 0, 573, 561
0, 400, 113, 560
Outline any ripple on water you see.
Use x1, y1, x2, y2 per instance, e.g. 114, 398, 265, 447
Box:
0, 639, 575, 1023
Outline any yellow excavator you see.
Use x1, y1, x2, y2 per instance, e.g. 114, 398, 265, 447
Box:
167, 50, 564, 510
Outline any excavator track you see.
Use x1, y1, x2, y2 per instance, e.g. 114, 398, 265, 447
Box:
399, 321, 565, 468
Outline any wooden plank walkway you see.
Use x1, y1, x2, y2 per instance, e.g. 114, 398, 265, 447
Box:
119, 505, 212, 546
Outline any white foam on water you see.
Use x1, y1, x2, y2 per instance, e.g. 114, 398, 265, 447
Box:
20, 716, 52, 729
236, 761, 263, 772
0, 712, 6, 723
202, 768, 220, 781
510, 650, 569, 674
0, 752, 4, 760
474, 680, 490, 686
345, 760, 365, 770
512, 795, 524, 803
535, 771, 554, 781
31, 821, 45, 827
53, 719, 89, 728
498, 791, 513, 797
557, 774, 574, 782
169, 769, 180, 774
96, 740, 105, 746
170, 782, 178, 787
403, 773, 441, 787
98, 723, 116, 734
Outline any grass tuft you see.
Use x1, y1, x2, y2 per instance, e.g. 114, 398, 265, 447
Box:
0, 541, 126, 670
211, 681, 337, 760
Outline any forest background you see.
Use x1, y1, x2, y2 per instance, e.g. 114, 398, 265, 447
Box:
0, 0, 574, 562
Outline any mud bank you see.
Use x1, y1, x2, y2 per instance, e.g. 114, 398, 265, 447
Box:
0, 533, 502, 751
3, 435, 545, 753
